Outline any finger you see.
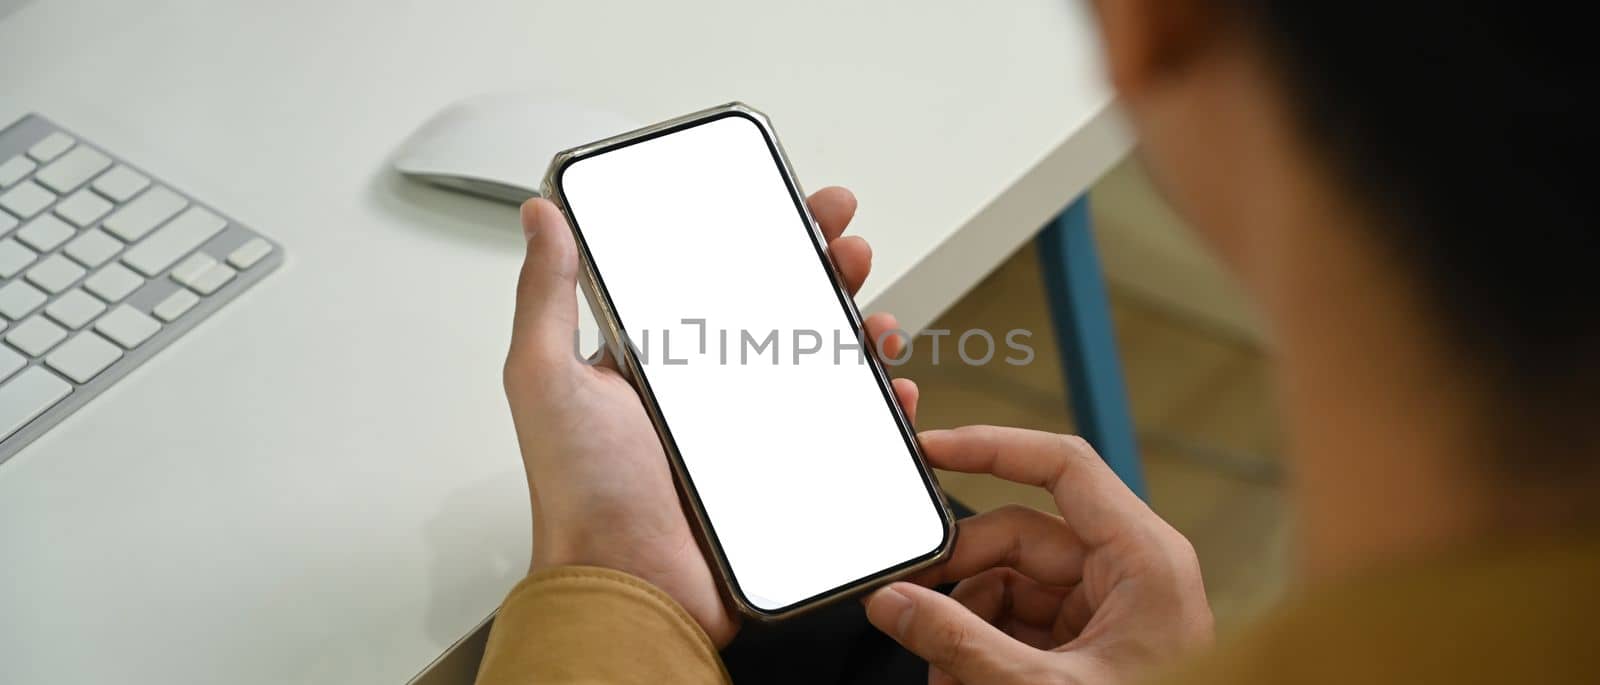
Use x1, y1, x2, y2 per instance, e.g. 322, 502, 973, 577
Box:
1054, 582, 1096, 643
509, 199, 581, 365
866, 582, 1039, 684
892, 377, 920, 425
807, 186, 857, 241
1000, 618, 1058, 651
949, 569, 1071, 650
916, 426, 1153, 546
1004, 574, 1075, 633
864, 313, 909, 361
866, 312, 917, 420
906, 505, 1086, 588
948, 569, 1008, 625
830, 235, 872, 295
584, 342, 621, 373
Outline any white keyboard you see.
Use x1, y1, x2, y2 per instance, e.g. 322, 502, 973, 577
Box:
0, 114, 281, 465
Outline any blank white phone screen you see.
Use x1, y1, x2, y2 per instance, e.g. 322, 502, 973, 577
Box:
558, 114, 947, 612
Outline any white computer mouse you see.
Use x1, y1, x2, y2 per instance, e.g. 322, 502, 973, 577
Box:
393, 92, 641, 204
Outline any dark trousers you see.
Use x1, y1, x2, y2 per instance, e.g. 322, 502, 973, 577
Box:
721, 500, 974, 684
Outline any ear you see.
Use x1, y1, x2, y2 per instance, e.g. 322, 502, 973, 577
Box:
1090, 0, 1227, 98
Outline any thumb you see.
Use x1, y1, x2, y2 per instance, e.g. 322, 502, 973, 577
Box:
510, 198, 581, 364
865, 582, 1036, 683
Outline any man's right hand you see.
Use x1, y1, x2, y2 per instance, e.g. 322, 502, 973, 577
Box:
867, 426, 1214, 685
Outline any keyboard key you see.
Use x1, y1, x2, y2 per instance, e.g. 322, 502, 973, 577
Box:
0, 180, 56, 219
190, 263, 235, 295
172, 253, 237, 294
63, 229, 122, 268
0, 345, 22, 381
35, 145, 111, 193
170, 253, 217, 286
45, 289, 106, 329
91, 165, 149, 202
6, 316, 68, 356
228, 238, 273, 269
152, 289, 199, 322
83, 263, 144, 302
94, 304, 160, 349
0, 211, 15, 236
46, 331, 122, 383
16, 214, 75, 252
102, 185, 185, 241
122, 206, 225, 276
0, 367, 72, 440
0, 239, 35, 278
26, 255, 87, 294
0, 280, 47, 320
55, 189, 113, 227
27, 133, 74, 163
0, 155, 35, 188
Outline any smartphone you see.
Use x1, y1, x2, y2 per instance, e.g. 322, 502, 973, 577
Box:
541, 103, 955, 620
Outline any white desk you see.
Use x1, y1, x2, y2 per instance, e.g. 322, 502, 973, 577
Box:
0, 1, 1128, 682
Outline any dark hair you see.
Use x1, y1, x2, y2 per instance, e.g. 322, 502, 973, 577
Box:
1231, 3, 1597, 477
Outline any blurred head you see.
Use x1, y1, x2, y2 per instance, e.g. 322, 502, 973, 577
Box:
1090, 1, 1595, 486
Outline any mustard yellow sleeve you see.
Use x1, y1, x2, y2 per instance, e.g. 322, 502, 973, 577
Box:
475, 566, 731, 685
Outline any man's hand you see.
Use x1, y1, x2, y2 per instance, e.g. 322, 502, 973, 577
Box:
504, 187, 918, 647
865, 426, 1213, 685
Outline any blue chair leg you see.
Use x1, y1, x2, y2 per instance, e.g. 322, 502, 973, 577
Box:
1036, 196, 1147, 499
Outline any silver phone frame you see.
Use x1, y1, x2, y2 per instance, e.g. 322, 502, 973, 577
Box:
540, 102, 956, 621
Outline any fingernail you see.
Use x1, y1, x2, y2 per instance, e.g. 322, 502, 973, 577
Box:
520, 199, 547, 242
872, 586, 914, 637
